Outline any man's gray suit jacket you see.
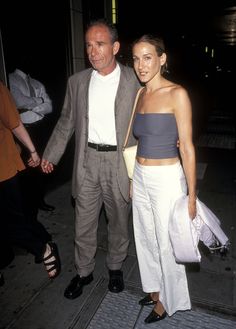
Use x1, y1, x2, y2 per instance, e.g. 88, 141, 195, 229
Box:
43, 63, 140, 202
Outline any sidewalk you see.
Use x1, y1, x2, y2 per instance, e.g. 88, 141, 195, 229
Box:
1, 121, 236, 328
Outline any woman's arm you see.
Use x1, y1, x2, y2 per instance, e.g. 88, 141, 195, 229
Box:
173, 86, 196, 219
12, 121, 40, 167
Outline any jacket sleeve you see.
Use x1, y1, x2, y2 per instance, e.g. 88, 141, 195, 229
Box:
43, 78, 75, 164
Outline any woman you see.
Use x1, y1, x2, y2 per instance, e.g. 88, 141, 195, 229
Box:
0, 81, 60, 283
131, 35, 196, 323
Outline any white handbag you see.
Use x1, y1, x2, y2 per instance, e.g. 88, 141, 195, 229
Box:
122, 145, 138, 180
123, 88, 144, 179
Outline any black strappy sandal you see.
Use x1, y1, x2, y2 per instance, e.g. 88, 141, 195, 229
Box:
43, 242, 61, 279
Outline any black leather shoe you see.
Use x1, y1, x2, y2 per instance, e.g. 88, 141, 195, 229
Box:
144, 309, 167, 323
139, 294, 157, 306
108, 270, 124, 293
39, 202, 55, 212
64, 273, 93, 299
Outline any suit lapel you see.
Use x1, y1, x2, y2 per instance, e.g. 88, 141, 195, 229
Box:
115, 65, 134, 148
77, 69, 92, 118
115, 64, 130, 117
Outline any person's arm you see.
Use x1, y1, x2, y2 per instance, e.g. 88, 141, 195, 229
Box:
21, 79, 52, 122
9, 75, 43, 110
23, 80, 53, 120
9, 73, 50, 122
33, 82, 53, 116
12, 121, 40, 167
173, 86, 196, 219
41, 77, 75, 171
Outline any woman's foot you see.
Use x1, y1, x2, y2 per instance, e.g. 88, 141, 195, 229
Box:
139, 292, 159, 305
43, 242, 61, 279
144, 301, 167, 324
153, 301, 165, 315
151, 292, 159, 302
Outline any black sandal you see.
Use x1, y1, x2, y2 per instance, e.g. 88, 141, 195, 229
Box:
43, 242, 61, 279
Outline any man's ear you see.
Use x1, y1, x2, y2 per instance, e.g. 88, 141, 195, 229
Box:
113, 41, 120, 55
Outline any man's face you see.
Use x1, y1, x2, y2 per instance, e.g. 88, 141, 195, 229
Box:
85, 25, 120, 76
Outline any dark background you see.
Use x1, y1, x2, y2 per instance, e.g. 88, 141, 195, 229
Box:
1, 0, 235, 143
1, 1, 236, 101
0, 1, 69, 116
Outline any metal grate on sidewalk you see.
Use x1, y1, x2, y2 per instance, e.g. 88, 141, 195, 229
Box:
82, 279, 236, 329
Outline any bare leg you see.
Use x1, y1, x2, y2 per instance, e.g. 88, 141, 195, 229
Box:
43, 243, 61, 279
150, 292, 159, 302
154, 300, 166, 315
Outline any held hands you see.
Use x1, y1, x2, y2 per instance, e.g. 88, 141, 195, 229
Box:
41, 158, 54, 173
27, 152, 54, 173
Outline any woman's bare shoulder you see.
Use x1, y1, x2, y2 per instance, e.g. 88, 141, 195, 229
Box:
169, 84, 189, 102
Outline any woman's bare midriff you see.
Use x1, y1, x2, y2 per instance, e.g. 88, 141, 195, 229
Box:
137, 156, 179, 166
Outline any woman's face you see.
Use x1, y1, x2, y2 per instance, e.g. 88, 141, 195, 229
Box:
132, 41, 166, 84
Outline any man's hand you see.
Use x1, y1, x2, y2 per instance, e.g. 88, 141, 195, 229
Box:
41, 158, 54, 173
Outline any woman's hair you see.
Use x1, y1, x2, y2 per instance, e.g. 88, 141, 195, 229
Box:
86, 18, 118, 44
132, 34, 168, 74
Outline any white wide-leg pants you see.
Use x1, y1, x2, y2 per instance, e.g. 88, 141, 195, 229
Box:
132, 161, 191, 316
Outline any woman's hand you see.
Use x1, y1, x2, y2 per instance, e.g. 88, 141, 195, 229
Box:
188, 196, 197, 220
28, 151, 40, 167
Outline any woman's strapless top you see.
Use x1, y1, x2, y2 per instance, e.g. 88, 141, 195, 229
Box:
133, 113, 179, 159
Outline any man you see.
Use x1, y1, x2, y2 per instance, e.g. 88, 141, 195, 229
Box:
8, 68, 55, 212
41, 19, 140, 299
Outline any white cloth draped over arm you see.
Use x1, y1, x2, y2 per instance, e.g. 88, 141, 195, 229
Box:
169, 195, 229, 263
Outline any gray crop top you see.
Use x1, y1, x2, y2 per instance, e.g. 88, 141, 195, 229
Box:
133, 113, 179, 159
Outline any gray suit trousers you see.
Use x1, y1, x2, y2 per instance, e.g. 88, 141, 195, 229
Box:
74, 147, 130, 277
